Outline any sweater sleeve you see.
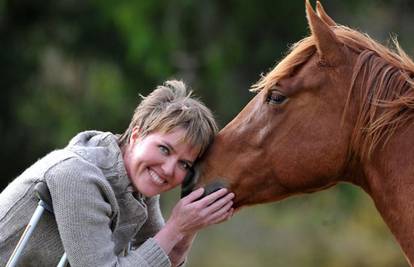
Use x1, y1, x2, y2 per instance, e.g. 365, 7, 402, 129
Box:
134, 196, 189, 267
45, 157, 171, 267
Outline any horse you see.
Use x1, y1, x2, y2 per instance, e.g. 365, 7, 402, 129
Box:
192, 0, 414, 265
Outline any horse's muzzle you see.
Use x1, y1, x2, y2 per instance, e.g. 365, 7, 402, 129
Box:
180, 164, 228, 199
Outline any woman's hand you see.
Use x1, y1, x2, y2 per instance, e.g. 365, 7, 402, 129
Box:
167, 188, 234, 236
154, 188, 234, 257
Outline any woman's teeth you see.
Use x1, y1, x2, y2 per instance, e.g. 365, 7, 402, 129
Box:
149, 169, 166, 185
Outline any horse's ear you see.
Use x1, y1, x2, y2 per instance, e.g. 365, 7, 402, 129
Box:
316, 1, 336, 27
306, 0, 343, 65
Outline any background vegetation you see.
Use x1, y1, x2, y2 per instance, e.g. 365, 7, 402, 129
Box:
1, 0, 414, 266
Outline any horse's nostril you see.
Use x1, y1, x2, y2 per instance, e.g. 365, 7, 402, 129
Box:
200, 179, 229, 200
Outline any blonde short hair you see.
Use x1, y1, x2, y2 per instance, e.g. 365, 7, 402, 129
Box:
118, 80, 218, 158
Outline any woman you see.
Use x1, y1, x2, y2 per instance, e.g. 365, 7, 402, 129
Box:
0, 80, 234, 267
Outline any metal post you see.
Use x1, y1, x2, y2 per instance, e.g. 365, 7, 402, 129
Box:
6, 182, 68, 267
5, 200, 46, 267
57, 253, 68, 267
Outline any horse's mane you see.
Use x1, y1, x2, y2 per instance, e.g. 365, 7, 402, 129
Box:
252, 25, 414, 159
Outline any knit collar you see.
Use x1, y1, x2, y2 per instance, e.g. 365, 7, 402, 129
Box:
68, 130, 145, 202
98, 132, 145, 202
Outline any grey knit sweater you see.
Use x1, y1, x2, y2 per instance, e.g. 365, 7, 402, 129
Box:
0, 131, 171, 267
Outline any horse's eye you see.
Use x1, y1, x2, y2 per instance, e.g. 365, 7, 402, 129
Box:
266, 91, 287, 105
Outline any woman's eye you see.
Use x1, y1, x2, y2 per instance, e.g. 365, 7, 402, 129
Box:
266, 91, 287, 105
159, 145, 170, 155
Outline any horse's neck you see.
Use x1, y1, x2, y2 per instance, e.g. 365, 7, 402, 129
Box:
360, 123, 414, 265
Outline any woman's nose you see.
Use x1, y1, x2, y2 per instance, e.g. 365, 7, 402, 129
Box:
161, 158, 176, 177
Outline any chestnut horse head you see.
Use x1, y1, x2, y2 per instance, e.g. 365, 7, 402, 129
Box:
194, 1, 414, 263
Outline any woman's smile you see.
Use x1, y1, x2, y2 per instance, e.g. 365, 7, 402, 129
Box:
148, 168, 166, 185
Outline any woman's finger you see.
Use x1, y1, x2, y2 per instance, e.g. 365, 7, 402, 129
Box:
182, 187, 205, 204
195, 188, 229, 207
205, 193, 234, 214
210, 205, 234, 224
222, 208, 234, 222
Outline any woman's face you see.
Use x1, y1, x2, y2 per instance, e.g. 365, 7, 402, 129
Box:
122, 127, 200, 197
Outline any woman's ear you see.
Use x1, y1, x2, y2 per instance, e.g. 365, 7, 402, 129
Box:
130, 127, 141, 144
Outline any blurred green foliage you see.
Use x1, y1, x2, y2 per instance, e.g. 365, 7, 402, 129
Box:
1, 0, 414, 266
